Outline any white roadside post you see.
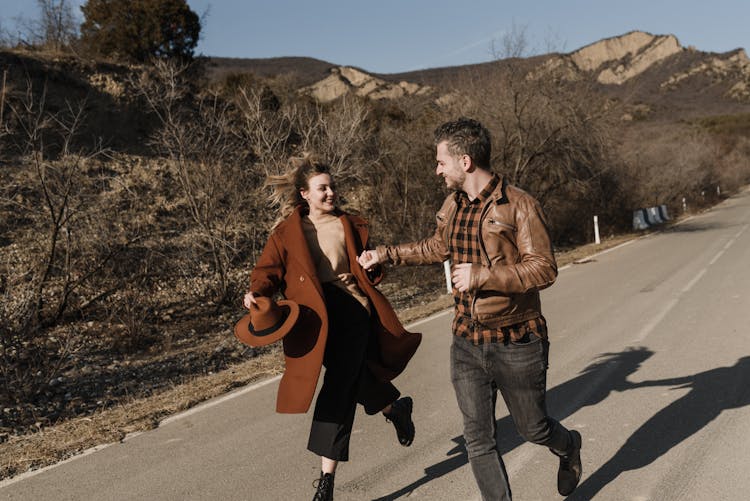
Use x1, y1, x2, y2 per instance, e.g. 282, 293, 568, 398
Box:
594, 215, 601, 245
443, 260, 452, 293
682, 197, 687, 213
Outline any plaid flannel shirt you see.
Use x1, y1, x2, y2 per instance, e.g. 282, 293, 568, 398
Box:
449, 175, 547, 345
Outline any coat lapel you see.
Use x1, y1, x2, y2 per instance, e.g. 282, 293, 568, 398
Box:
339, 214, 365, 265
279, 208, 322, 292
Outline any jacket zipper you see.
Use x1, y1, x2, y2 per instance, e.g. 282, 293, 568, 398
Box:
487, 219, 515, 230
471, 199, 496, 320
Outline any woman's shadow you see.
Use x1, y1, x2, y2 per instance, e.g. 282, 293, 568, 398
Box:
568, 355, 750, 500
372, 346, 655, 500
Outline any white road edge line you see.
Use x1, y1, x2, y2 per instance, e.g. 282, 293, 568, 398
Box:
0, 443, 114, 488
159, 375, 283, 427
0, 310, 454, 488
161, 308, 453, 427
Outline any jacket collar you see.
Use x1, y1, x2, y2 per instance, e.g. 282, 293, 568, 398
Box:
276, 206, 318, 280
453, 174, 508, 206
490, 175, 510, 205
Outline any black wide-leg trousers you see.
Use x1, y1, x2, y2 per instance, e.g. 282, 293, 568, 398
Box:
307, 283, 400, 461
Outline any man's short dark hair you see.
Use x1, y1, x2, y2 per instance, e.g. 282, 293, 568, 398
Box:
434, 117, 491, 169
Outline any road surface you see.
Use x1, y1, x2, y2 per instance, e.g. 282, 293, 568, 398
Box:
2, 187, 749, 500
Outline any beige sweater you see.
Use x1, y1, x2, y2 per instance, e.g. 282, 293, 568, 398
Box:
302, 213, 370, 313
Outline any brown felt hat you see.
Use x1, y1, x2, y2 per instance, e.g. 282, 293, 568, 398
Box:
234, 297, 300, 347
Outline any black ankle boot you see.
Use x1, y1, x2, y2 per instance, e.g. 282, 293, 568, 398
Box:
384, 396, 415, 446
312, 471, 334, 501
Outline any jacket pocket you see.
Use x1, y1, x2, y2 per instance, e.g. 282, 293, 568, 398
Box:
487, 218, 516, 232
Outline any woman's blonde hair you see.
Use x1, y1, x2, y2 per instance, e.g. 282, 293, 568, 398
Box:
266, 153, 332, 224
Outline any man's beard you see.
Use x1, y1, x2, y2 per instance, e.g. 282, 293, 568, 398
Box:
445, 171, 465, 190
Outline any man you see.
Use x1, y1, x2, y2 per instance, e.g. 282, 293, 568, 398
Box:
358, 118, 582, 500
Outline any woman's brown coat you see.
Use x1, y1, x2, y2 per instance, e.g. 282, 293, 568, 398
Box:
249, 207, 422, 414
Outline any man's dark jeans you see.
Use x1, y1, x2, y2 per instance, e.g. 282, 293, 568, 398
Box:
450, 334, 572, 501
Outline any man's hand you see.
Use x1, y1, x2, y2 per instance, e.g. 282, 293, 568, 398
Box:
451, 263, 473, 292
358, 249, 380, 271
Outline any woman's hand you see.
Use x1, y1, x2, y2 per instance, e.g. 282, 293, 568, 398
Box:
243, 292, 258, 309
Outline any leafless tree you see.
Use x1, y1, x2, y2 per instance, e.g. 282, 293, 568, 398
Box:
310, 96, 375, 183
5, 82, 140, 323
234, 86, 376, 197
0, 69, 8, 144
137, 59, 255, 304
619, 124, 719, 208
489, 22, 530, 60
367, 100, 444, 241
450, 29, 616, 210
36, 0, 78, 50
5, 0, 78, 50
235, 85, 296, 177
0, 79, 139, 405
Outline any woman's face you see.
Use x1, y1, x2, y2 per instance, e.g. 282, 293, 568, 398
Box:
301, 173, 336, 215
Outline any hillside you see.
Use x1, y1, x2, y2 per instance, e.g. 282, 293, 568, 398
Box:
1, 30, 749, 480
204, 55, 336, 87
4, 30, 746, 158
0, 50, 157, 154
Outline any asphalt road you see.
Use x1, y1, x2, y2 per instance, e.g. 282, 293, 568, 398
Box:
2, 187, 749, 501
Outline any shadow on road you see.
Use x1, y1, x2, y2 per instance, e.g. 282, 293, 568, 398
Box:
371, 346, 654, 500
567, 356, 750, 500
661, 220, 738, 234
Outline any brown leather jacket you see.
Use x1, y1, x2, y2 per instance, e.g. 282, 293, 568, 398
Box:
376, 177, 557, 328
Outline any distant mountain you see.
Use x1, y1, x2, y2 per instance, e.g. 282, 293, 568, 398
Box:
204, 56, 337, 87
207, 31, 750, 120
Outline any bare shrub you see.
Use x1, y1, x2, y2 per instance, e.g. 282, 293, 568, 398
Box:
235, 84, 296, 177
367, 99, 445, 242
618, 124, 718, 210
137, 59, 258, 304
106, 283, 158, 353
35, 0, 78, 51
233, 84, 379, 210
716, 136, 750, 191
437, 54, 617, 244
307, 96, 377, 184
0, 69, 8, 140
4, 0, 78, 51
0, 79, 140, 407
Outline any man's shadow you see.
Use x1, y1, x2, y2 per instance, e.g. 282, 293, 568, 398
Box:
568, 356, 750, 500
373, 346, 655, 500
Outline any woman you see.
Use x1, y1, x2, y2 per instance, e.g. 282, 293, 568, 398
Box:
242, 154, 421, 500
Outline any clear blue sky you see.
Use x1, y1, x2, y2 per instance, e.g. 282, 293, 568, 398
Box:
1, 0, 748, 74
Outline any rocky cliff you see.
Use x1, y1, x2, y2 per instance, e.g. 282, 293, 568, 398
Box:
570, 31, 683, 84
301, 66, 432, 102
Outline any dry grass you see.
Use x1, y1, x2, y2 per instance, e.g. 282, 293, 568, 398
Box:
0, 349, 284, 480
556, 232, 641, 267
0, 229, 645, 481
